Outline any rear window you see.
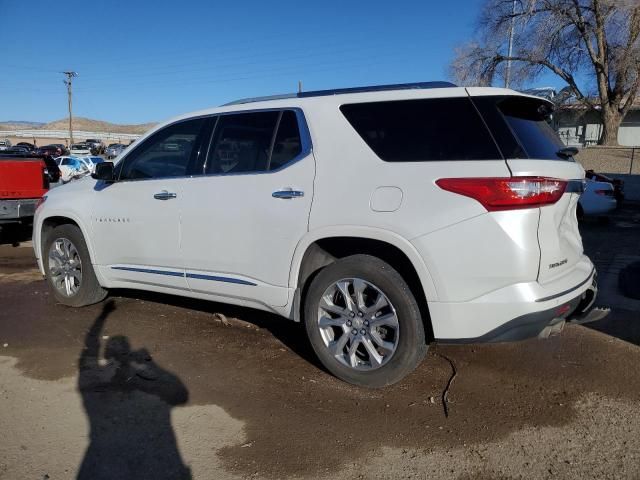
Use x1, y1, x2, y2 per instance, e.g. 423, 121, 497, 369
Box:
498, 97, 566, 160
473, 96, 567, 161
340, 98, 501, 162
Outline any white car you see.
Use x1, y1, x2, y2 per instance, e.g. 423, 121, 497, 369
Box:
33, 82, 600, 387
54, 156, 91, 183
77, 156, 105, 174
578, 178, 617, 218
69, 143, 91, 156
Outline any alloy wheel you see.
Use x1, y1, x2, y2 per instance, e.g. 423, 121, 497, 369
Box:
48, 237, 83, 297
317, 278, 399, 370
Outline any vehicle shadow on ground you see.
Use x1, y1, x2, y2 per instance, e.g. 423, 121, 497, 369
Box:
110, 288, 324, 371
580, 200, 640, 347
586, 312, 640, 346
76, 299, 192, 479
0, 223, 32, 246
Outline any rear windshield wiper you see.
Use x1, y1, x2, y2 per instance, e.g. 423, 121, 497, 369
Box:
556, 147, 578, 159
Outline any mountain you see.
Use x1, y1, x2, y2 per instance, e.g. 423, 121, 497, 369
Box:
0, 121, 45, 130
41, 117, 156, 134
0, 117, 156, 134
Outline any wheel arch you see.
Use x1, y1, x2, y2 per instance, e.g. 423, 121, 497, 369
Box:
289, 227, 438, 337
38, 214, 100, 277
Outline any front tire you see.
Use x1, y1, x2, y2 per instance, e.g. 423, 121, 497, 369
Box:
303, 255, 427, 388
43, 224, 108, 307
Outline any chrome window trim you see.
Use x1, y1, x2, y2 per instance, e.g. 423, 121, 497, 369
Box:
113, 108, 312, 183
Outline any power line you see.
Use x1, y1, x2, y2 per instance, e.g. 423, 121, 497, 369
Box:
73, 50, 415, 93
70, 39, 393, 83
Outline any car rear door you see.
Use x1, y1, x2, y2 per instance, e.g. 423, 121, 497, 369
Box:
470, 91, 586, 284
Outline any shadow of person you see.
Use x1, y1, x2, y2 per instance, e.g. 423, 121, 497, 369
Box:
77, 300, 191, 480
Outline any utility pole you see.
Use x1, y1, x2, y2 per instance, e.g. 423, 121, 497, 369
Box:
62, 71, 78, 145
504, 0, 516, 89
298, 80, 303, 93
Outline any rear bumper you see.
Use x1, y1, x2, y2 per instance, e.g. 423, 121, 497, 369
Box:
431, 256, 597, 342
0, 198, 38, 224
437, 275, 598, 343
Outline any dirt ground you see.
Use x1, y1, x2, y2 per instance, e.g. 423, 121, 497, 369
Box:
0, 204, 639, 480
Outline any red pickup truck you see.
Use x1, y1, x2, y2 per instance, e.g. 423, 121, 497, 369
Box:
0, 153, 60, 228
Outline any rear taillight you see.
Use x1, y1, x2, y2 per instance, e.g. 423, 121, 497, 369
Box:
594, 189, 613, 196
436, 177, 567, 211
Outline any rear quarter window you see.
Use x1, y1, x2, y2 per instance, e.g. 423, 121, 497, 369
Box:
340, 98, 501, 162
499, 97, 566, 160
472, 95, 568, 161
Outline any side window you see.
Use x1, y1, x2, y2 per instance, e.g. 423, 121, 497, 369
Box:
205, 111, 279, 174
340, 98, 501, 162
269, 110, 303, 170
119, 118, 205, 180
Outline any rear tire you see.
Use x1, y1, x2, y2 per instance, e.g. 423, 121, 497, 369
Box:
303, 254, 427, 388
43, 224, 108, 307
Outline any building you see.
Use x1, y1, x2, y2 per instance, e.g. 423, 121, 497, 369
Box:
523, 87, 640, 147
554, 106, 640, 147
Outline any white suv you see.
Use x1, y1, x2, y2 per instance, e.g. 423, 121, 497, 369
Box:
33, 82, 599, 387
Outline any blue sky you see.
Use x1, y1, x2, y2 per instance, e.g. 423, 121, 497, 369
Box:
0, 0, 564, 124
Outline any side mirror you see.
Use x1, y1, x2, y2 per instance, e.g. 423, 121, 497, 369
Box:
92, 161, 116, 181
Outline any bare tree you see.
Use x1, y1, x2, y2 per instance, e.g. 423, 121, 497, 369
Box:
450, 0, 640, 145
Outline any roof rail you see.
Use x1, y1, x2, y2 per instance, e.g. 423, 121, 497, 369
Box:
222, 93, 297, 106
222, 81, 457, 106
297, 81, 457, 98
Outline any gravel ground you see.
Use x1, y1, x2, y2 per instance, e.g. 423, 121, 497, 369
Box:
0, 203, 639, 480
576, 147, 640, 175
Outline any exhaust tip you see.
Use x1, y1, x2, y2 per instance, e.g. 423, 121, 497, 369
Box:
538, 318, 566, 339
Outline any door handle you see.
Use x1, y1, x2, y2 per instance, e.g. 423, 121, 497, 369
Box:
272, 189, 304, 199
153, 190, 177, 200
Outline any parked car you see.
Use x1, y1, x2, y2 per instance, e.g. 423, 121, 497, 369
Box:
105, 143, 126, 159
16, 142, 36, 151
85, 139, 105, 155
77, 156, 104, 174
578, 178, 617, 218
54, 156, 91, 183
585, 169, 624, 203
5, 146, 30, 154
0, 140, 12, 151
70, 143, 92, 156
33, 81, 602, 387
1, 152, 52, 227
36, 145, 64, 157
52, 144, 70, 155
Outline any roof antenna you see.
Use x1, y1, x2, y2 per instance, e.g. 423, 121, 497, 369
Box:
298, 80, 303, 93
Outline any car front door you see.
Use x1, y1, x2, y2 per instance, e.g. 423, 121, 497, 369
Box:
180, 109, 315, 308
90, 117, 208, 291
